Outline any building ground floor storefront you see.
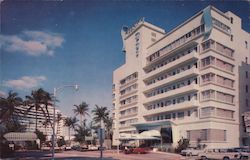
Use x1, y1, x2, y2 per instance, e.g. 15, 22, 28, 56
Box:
114, 120, 240, 149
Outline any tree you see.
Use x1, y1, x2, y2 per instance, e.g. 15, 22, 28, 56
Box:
74, 125, 91, 144
92, 105, 109, 124
57, 136, 66, 147
73, 102, 89, 123
175, 138, 189, 153
104, 116, 113, 140
25, 88, 52, 131
64, 117, 78, 144
0, 91, 23, 124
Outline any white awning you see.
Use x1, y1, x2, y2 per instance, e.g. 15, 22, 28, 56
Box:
118, 130, 161, 140
4, 132, 37, 141
140, 130, 160, 137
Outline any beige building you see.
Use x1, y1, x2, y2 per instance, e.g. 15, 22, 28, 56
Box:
112, 6, 250, 149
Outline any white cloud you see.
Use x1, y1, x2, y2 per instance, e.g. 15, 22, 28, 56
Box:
0, 30, 64, 56
3, 76, 47, 90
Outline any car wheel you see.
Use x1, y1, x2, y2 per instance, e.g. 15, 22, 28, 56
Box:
223, 157, 230, 160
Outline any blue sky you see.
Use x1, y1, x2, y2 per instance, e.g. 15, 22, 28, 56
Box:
0, 0, 249, 118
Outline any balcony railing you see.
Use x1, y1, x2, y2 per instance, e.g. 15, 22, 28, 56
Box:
144, 84, 199, 104
144, 68, 199, 92
144, 51, 198, 80
143, 100, 199, 116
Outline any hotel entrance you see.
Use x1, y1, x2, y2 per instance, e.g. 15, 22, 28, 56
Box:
133, 121, 174, 148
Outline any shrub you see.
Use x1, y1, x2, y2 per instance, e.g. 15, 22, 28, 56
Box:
175, 138, 189, 153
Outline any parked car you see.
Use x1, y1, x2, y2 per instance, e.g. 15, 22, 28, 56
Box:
181, 148, 204, 156
123, 147, 149, 154
65, 146, 72, 150
88, 145, 98, 150
71, 145, 81, 151
132, 147, 148, 154
199, 150, 249, 160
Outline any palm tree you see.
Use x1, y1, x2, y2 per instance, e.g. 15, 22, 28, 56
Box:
64, 117, 78, 144
74, 125, 91, 144
25, 88, 52, 131
104, 116, 113, 140
73, 102, 89, 123
0, 91, 23, 124
92, 105, 109, 124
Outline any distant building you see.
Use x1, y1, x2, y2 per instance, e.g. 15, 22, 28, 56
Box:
112, 6, 250, 148
15, 105, 67, 140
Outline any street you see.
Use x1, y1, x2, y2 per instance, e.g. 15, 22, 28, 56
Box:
8, 150, 185, 160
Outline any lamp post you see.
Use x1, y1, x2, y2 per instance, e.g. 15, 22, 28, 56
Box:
51, 84, 79, 160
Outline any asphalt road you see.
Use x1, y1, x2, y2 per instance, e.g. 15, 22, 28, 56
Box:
6, 150, 185, 160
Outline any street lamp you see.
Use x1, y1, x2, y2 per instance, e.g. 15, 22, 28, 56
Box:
52, 84, 79, 159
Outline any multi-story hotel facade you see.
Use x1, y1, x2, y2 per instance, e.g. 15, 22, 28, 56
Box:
112, 6, 250, 149
15, 105, 66, 140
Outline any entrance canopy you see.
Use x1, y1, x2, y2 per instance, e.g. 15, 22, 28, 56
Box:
4, 132, 37, 141
131, 120, 174, 130
118, 130, 161, 140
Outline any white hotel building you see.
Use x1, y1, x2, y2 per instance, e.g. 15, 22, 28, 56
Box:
15, 105, 66, 140
112, 6, 250, 148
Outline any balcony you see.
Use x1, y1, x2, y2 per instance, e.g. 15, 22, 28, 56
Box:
120, 90, 138, 100
200, 39, 234, 61
144, 84, 199, 104
119, 113, 138, 120
120, 101, 138, 109
146, 38, 199, 66
144, 51, 198, 80
120, 78, 138, 90
143, 100, 199, 116
144, 68, 199, 92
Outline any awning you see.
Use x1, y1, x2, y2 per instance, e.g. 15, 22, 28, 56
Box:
140, 130, 160, 137
4, 132, 37, 141
118, 130, 161, 140
131, 120, 174, 130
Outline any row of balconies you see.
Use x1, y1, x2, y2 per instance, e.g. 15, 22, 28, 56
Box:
144, 84, 199, 104
144, 68, 199, 92
144, 50, 199, 80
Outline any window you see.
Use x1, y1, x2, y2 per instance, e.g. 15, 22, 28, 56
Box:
246, 71, 248, 78
224, 130, 227, 141
188, 110, 191, 116
245, 41, 248, 49
172, 113, 176, 119
178, 112, 184, 119
151, 32, 156, 37
246, 85, 249, 93
230, 17, 233, 24
230, 35, 233, 41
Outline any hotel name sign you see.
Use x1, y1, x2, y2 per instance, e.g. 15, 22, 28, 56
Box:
125, 17, 145, 35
